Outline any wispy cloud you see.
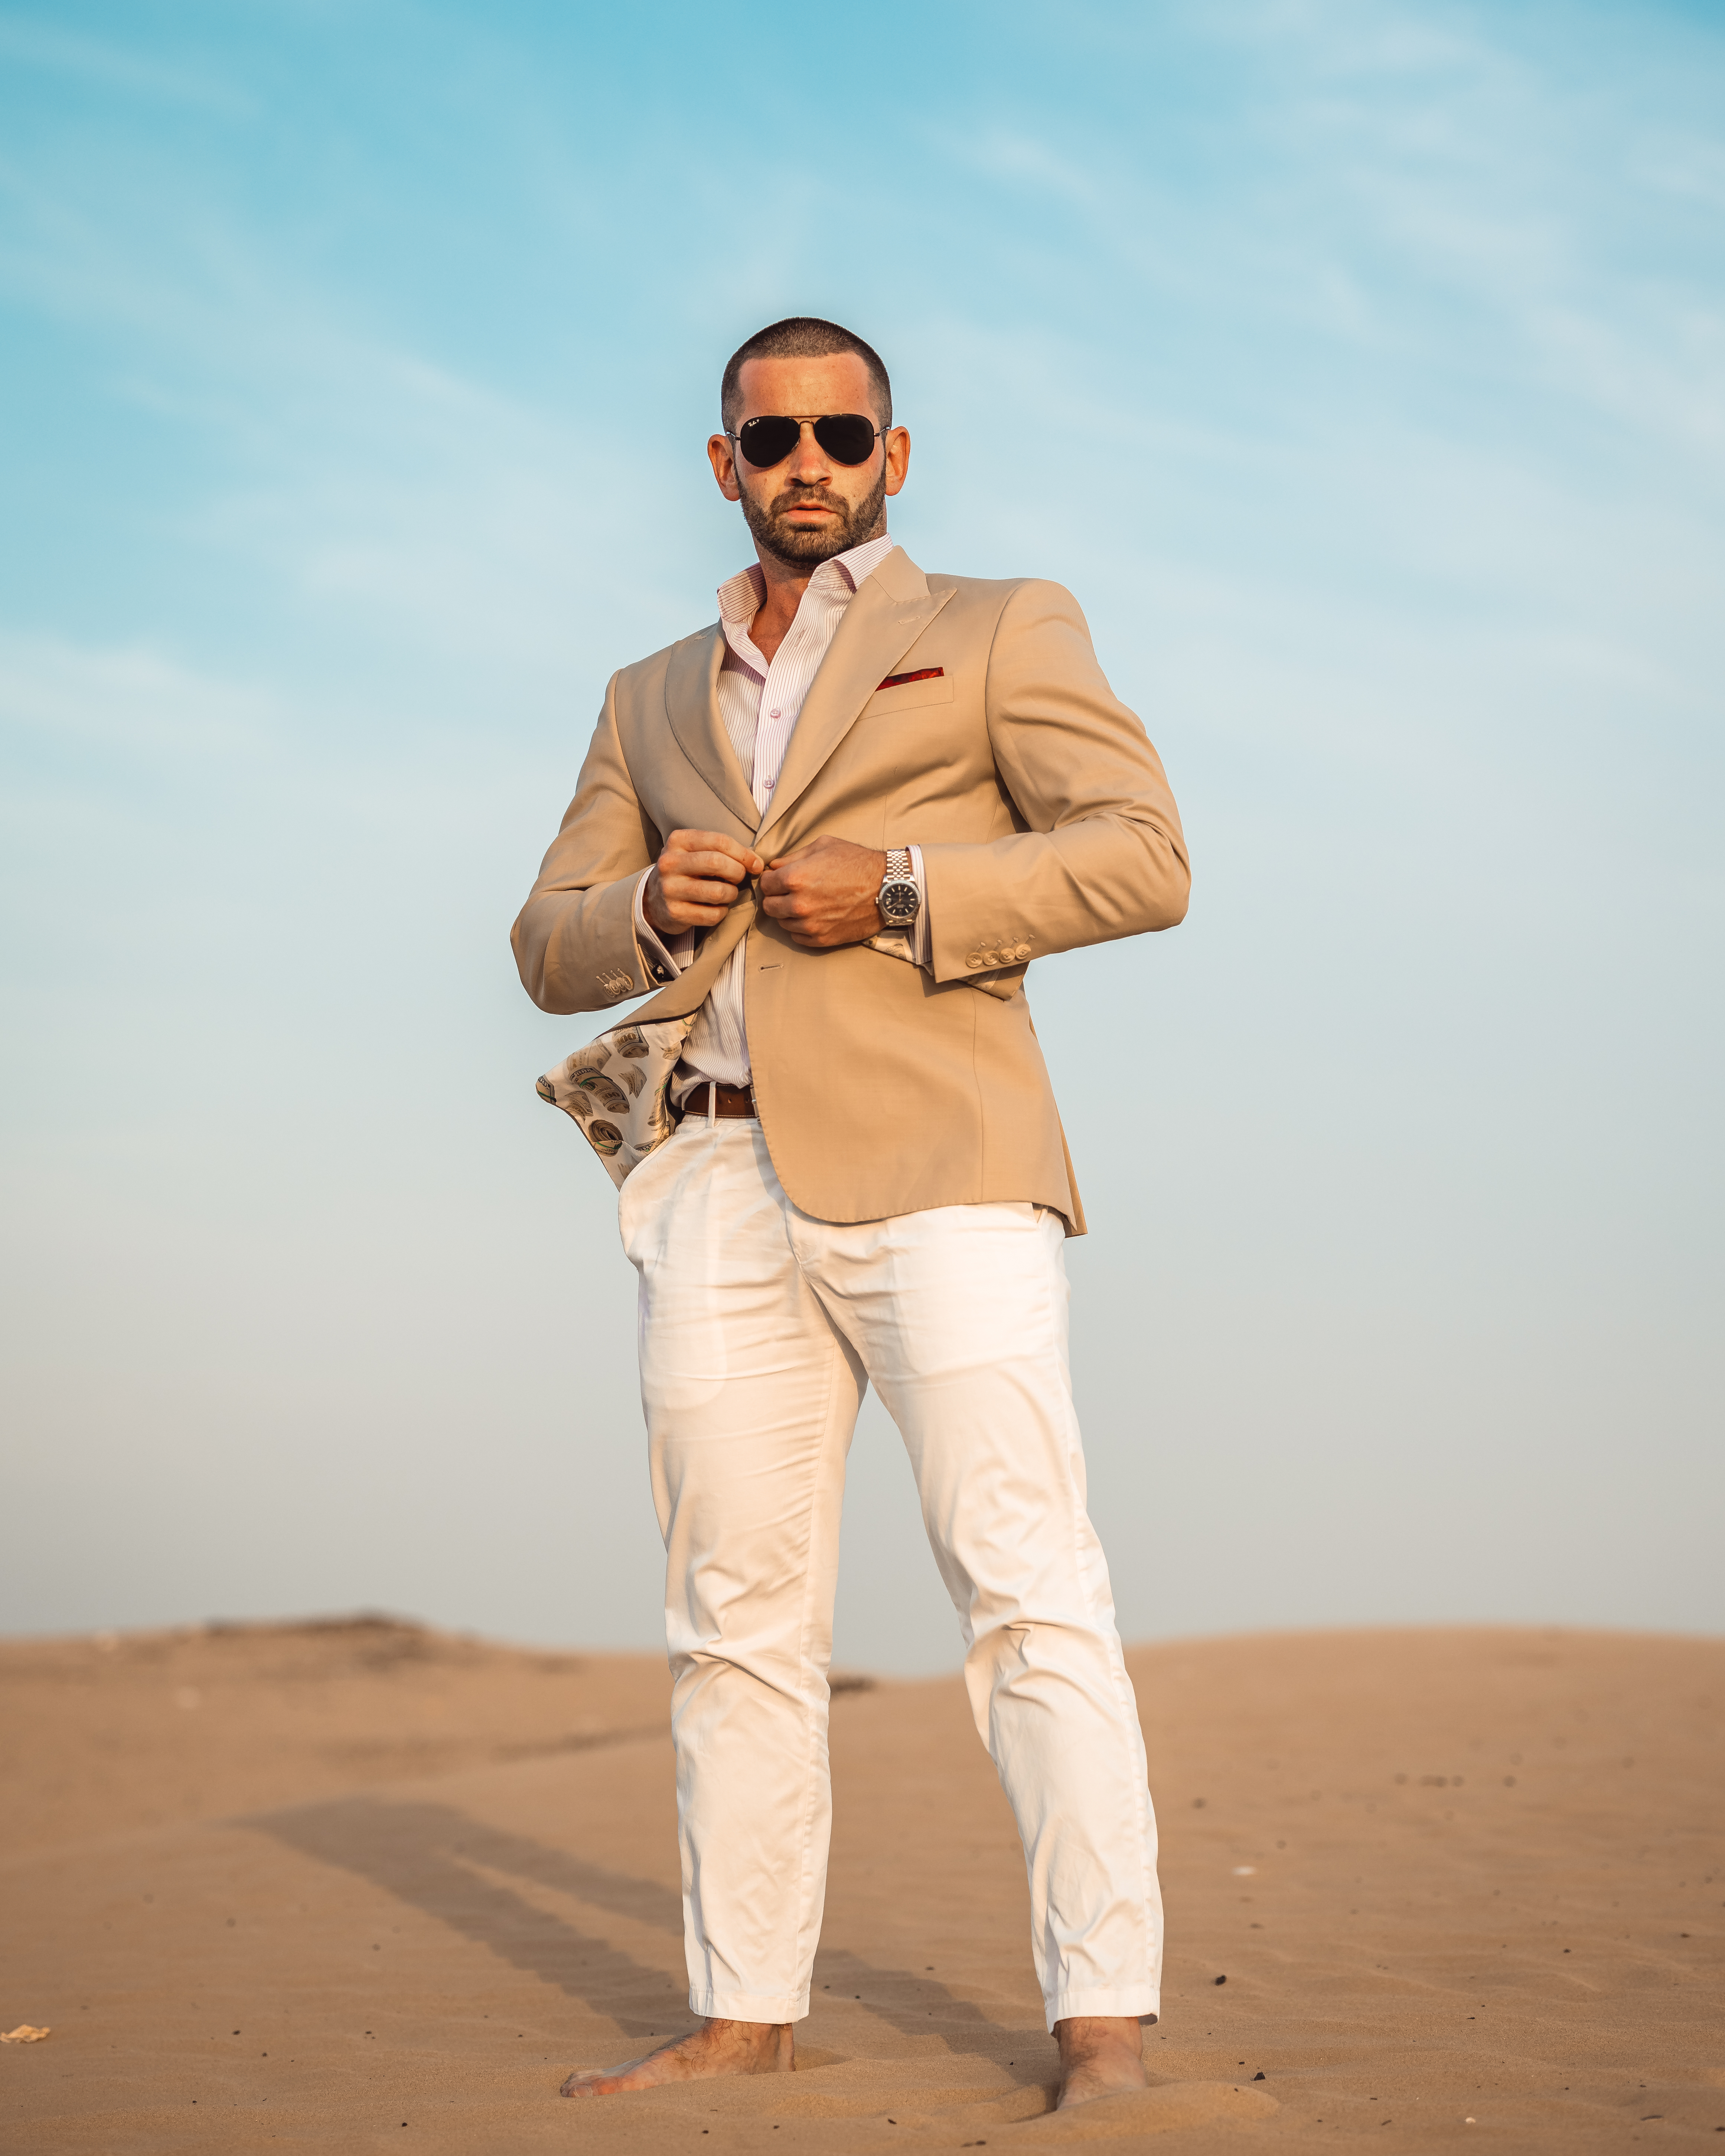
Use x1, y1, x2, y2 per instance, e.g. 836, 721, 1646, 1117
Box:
0, 629, 278, 760
945, 128, 1103, 208
0, 12, 248, 114
0, 155, 699, 687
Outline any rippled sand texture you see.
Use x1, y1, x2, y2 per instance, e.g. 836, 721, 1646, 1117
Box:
2, 1620, 1719, 2151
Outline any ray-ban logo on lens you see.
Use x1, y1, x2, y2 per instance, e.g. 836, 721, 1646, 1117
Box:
877, 667, 945, 690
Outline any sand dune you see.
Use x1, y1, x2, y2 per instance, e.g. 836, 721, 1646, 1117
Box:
1, 1620, 1719, 2151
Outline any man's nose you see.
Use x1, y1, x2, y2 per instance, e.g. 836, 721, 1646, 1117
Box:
786, 423, 832, 480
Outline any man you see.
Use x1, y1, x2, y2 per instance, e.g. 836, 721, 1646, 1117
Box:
512, 317, 1189, 2110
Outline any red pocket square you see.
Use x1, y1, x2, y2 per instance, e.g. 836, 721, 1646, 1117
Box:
877, 667, 945, 690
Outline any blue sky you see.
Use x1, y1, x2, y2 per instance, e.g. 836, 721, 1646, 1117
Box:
2, 0, 1720, 1664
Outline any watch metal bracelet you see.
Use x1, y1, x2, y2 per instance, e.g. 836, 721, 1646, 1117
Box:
877, 847, 920, 929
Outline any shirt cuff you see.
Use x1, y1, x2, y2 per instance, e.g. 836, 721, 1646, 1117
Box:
633, 869, 695, 986
907, 844, 931, 969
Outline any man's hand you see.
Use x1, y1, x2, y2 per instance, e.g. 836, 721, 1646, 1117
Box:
760, 836, 888, 950
643, 830, 765, 935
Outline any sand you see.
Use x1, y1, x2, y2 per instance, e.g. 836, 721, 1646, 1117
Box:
1, 1619, 1719, 2152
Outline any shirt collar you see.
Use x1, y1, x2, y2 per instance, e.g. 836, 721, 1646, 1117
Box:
715, 533, 897, 629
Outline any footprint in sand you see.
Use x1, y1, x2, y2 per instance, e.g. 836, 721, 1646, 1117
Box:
771, 2084, 1051, 2125
770, 2079, 1278, 2138
1019, 2081, 1280, 2138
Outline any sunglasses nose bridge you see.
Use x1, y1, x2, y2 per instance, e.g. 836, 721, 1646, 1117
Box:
785, 417, 830, 469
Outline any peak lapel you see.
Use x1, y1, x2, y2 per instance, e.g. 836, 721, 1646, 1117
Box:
755, 551, 953, 853
663, 625, 760, 834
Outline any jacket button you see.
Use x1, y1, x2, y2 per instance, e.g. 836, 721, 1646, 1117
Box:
965, 954, 982, 970
1014, 942, 1031, 961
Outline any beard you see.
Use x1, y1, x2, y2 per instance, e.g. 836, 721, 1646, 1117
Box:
741, 465, 888, 568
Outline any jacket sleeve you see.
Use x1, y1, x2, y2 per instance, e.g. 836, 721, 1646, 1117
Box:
510, 672, 673, 1015
920, 580, 1189, 983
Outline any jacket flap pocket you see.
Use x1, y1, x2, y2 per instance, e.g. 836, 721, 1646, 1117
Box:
861, 675, 955, 717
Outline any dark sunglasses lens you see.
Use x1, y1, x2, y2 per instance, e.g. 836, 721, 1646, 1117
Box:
737, 416, 800, 468
812, 414, 879, 465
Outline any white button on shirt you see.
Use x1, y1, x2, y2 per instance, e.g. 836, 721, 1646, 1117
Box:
634, 533, 927, 1095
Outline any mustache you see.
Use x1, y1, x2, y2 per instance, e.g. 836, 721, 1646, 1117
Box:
766, 483, 845, 518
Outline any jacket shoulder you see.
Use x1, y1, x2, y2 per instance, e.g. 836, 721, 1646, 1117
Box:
923, 571, 1036, 602
609, 622, 720, 707
923, 571, 1083, 616
919, 573, 1093, 653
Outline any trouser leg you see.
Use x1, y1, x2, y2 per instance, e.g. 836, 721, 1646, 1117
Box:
787, 1189, 1162, 2031
620, 1122, 864, 2023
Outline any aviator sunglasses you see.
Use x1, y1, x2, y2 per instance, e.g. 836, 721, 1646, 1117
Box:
728, 412, 886, 469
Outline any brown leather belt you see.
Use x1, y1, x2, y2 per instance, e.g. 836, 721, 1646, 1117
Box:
681, 1082, 756, 1121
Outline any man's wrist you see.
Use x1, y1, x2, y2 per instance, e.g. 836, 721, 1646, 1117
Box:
634, 868, 689, 984
641, 867, 674, 936
877, 846, 921, 929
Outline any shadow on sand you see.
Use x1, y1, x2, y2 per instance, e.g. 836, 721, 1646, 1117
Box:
250, 1793, 1033, 2069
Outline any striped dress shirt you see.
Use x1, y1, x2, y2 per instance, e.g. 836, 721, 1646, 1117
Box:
634, 532, 927, 1095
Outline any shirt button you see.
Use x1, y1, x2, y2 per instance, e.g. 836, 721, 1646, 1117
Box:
770, 708, 781, 719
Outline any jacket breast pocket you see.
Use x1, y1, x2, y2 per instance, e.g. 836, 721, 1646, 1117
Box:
860, 676, 956, 719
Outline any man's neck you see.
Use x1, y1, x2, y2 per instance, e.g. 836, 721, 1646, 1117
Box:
746, 548, 812, 666
747, 528, 883, 666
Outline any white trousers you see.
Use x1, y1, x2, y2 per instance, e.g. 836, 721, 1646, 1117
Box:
619, 1117, 1162, 2032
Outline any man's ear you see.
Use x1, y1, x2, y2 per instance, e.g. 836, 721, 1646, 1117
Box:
708, 433, 742, 502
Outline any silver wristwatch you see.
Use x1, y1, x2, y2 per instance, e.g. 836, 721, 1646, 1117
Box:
877, 847, 921, 928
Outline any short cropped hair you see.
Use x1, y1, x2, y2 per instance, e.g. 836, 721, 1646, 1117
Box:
721, 317, 892, 432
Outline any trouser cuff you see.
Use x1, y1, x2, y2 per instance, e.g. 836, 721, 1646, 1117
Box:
690, 1986, 809, 2025
1044, 1986, 1161, 2033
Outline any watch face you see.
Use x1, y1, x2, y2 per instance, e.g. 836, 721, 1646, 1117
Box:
879, 881, 920, 924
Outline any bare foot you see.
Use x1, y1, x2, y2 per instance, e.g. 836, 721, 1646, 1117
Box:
1054, 2016, 1148, 2109
559, 2016, 793, 2098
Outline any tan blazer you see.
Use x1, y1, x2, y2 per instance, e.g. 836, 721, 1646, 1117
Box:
511, 546, 1188, 1232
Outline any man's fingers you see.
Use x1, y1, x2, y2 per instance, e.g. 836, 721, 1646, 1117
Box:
667, 827, 756, 860
644, 827, 770, 937
643, 854, 751, 936
664, 830, 763, 877
656, 895, 732, 926
665, 851, 748, 888
665, 877, 745, 908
